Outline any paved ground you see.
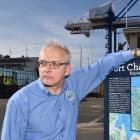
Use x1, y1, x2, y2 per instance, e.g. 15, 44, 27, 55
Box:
0, 97, 104, 140
77, 97, 104, 140
0, 99, 7, 135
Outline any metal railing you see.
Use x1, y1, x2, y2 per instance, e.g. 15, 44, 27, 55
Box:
0, 68, 38, 98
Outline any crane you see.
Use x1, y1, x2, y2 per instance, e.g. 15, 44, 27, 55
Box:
65, 0, 140, 53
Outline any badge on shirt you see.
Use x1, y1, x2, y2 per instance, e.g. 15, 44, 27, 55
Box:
65, 90, 75, 102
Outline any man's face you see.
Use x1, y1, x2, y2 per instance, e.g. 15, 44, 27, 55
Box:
38, 47, 71, 87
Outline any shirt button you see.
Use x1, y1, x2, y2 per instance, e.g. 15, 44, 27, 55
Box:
59, 108, 61, 111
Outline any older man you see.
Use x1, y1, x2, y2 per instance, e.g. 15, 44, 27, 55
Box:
1, 40, 140, 140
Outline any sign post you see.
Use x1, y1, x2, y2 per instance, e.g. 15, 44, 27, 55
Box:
104, 58, 140, 140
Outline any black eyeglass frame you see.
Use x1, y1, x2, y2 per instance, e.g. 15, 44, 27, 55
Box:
37, 60, 69, 69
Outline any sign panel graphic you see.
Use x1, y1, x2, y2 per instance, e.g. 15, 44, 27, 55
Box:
105, 58, 140, 140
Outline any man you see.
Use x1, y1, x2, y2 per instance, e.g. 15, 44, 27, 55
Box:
1, 40, 140, 140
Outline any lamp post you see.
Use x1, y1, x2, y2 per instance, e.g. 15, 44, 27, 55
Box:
80, 46, 82, 68
25, 46, 28, 58
87, 57, 90, 65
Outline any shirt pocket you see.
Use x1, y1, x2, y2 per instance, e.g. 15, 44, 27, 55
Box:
29, 113, 52, 133
28, 110, 64, 135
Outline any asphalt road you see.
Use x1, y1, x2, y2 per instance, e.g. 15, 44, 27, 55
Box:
77, 97, 104, 140
0, 97, 104, 140
0, 99, 7, 135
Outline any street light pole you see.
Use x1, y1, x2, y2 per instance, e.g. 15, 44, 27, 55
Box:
87, 57, 90, 65
80, 46, 82, 68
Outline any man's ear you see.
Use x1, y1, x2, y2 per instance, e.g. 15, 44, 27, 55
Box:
65, 64, 71, 76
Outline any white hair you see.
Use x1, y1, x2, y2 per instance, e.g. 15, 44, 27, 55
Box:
40, 40, 71, 63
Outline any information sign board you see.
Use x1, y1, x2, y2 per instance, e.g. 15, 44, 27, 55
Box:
104, 58, 140, 140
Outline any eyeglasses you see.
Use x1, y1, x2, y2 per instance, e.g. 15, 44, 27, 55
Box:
38, 60, 69, 69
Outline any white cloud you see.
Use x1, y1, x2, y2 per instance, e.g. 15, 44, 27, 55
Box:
0, 0, 108, 68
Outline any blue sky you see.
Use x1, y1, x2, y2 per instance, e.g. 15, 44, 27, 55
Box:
0, 0, 139, 68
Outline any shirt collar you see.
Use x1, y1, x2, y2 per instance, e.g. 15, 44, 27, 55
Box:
37, 78, 68, 96
37, 78, 50, 96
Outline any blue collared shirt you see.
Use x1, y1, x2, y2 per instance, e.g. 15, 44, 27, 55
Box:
1, 51, 133, 140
